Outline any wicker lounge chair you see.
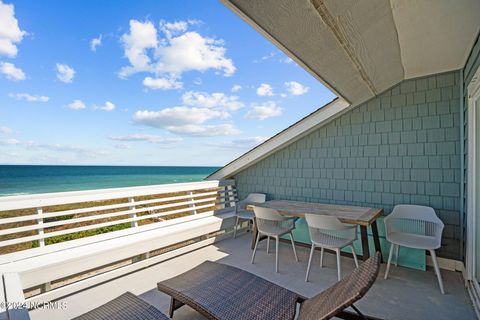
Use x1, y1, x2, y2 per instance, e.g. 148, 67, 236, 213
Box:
73, 291, 168, 320
157, 252, 381, 320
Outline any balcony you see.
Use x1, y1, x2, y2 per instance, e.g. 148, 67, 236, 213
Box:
26, 235, 476, 320
0, 181, 476, 319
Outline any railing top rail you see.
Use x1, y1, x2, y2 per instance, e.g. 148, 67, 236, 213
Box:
0, 179, 235, 211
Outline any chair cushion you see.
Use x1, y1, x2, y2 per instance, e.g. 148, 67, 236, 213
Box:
73, 292, 168, 320
157, 261, 304, 320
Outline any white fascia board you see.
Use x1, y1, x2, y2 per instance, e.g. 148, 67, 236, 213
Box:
207, 98, 350, 180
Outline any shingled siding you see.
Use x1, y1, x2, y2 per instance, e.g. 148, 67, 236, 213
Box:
235, 71, 462, 259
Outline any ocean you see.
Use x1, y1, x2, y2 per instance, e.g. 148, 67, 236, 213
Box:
0, 165, 220, 196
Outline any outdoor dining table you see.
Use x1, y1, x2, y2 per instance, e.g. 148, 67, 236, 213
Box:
247, 200, 384, 262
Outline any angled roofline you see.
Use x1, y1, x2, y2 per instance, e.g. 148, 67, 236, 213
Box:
206, 98, 350, 180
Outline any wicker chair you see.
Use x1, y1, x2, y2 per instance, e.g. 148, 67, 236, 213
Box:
233, 193, 266, 238
158, 252, 381, 320
73, 291, 168, 320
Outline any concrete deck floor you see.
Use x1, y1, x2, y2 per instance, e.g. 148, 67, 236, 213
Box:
30, 233, 476, 320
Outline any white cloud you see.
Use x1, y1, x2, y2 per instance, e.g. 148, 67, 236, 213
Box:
284, 81, 309, 95
119, 20, 158, 77
245, 101, 283, 120
133, 106, 237, 136
97, 101, 115, 111
166, 124, 240, 137
253, 52, 275, 63
90, 34, 102, 51
231, 85, 242, 92
0, 138, 19, 145
159, 20, 200, 39
282, 57, 294, 64
28, 142, 105, 157
134, 107, 228, 127
155, 31, 235, 76
0, 137, 106, 158
56, 63, 75, 83
119, 19, 235, 85
143, 76, 182, 90
256, 83, 274, 97
114, 143, 130, 150
0, 126, 12, 134
0, 1, 26, 57
0, 62, 25, 80
9, 92, 49, 102
181, 91, 243, 111
110, 133, 181, 144
210, 136, 268, 149
67, 99, 86, 110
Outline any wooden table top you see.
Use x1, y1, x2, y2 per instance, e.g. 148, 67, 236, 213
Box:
248, 200, 383, 226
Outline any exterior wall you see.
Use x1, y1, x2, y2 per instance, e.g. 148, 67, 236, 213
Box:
462, 33, 480, 260
235, 71, 462, 259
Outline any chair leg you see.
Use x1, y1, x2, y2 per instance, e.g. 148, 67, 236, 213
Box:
251, 232, 261, 264
395, 244, 400, 267
266, 236, 270, 254
290, 232, 298, 262
350, 245, 359, 267
305, 243, 315, 282
335, 248, 341, 281
233, 216, 239, 238
429, 249, 445, 294
320, 247, 324, 268
275, 236, 279, 273
385, 243, 394, 280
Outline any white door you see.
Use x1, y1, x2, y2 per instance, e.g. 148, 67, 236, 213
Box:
468, 66, 480, 308
475, 90, 480, 287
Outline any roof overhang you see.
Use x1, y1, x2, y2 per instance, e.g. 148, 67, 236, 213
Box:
207, 98, 349, 180
210, 0, 480, 180
221, 0, 480, 105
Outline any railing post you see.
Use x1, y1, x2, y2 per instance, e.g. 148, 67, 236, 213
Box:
128, 197, 138, 228
37, 207, 45, 247
187, 191, 197, 215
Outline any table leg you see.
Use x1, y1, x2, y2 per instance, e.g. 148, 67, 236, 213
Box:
371, 220, 384, 263
360, 226, 370, 261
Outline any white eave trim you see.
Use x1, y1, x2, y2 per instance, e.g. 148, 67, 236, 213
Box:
207, 98, 350, 180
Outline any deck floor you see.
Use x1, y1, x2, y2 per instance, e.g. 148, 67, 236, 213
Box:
30, 233, 476, 320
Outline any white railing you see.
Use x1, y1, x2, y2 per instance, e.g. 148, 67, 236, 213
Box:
0, 180, 237, 251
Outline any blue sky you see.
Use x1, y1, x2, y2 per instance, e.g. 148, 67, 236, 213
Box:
0, 0, 335, 166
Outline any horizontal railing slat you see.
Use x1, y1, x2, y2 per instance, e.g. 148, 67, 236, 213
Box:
0, 196, 219, 236
0, 180, 234, 211
0, 180, 237, 250
0, 202, 217, 248
0, 191, 220, 225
